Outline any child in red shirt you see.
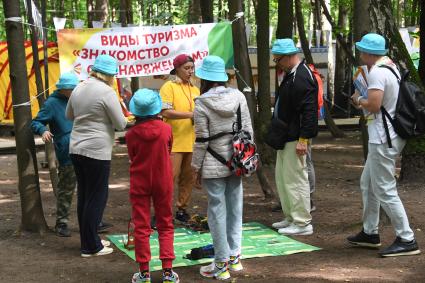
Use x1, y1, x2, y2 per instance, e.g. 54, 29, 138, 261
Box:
126, 89, 179, 283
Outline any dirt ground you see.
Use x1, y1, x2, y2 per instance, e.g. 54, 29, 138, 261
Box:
0, 130, 424, 283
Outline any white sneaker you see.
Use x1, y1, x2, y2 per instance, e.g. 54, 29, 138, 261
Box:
81, 246, 113, 258
272, 218, 292, 229
278, 224, 313, 235
200, 262, 230, 280
101, 239, 111, 247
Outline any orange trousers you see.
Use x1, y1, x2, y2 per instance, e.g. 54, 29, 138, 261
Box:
171, 152, 194, 211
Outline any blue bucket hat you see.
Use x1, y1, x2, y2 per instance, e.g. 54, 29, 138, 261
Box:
56, 72, 79, 90
271, 38, 300, 55
195, 55, 228, 82
91, 54, 118, 76
129, 88, 162, 117
355, 33, 388, 55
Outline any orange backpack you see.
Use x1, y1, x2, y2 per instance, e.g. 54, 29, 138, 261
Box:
308, 64, 324, 118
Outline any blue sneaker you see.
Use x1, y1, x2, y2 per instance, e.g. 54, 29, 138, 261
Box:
162, 269, 179, 283
131, 270, 150, 283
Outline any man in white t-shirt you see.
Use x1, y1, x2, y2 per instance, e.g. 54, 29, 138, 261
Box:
347, 33, 420, 257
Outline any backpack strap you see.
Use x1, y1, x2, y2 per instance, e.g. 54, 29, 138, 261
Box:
206, 147, 228, 166
236, 105, 242, 131
379, 65, 400, 82
381, 106, 394, 148
378, 65, 400, 148
195, 132, 233, 143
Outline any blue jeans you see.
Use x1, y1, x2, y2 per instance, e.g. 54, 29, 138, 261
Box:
203, 175, 243, 262
361, 136, 414, 241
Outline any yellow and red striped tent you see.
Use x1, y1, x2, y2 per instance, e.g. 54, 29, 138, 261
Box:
0, 41, 131, 125
0, 41, 60, 124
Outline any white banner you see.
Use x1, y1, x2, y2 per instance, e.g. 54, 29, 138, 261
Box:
57, 23, 234, 79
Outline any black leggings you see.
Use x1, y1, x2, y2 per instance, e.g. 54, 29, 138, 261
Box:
71, 154, 110, 254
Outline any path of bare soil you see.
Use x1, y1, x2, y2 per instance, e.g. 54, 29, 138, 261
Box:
0, 131, 424, 282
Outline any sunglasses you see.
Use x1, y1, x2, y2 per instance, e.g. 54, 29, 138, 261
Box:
273, 56, 284, 63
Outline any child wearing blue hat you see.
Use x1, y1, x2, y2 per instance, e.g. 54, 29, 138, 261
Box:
126, 89, 179, 283
31, 72, 79, 237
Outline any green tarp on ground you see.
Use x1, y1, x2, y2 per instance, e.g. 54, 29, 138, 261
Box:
107, 222, 320, 271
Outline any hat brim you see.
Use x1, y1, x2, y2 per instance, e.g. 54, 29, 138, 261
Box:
129, 97, 162, 117
271, 47, 300, 55
91, 66, 118, 76
355, 42, 388, 55
56, 83, 77, 90
195, 69, 228, 82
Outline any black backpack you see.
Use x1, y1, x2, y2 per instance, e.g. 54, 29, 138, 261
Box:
379, 65, 425, 148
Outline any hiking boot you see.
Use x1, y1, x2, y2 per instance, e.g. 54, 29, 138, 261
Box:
272, 218, 291, 229
162, 269, 180, 283
200, 261, 230, 280
379, 237, 421, 257
278, 224, 313, 236
229, 255, 243, 271
347, 230, 381, 248
56, 223, 71, 237
175, 209, 190, 223
98, 221, 113, 233
81, 246, 113, 258
271, 203, 282, 212
132, 270, 151, 283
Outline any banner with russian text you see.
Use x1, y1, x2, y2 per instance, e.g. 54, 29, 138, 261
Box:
57, 23, 233, 79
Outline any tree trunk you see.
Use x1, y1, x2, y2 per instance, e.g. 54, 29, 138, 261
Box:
419, 0, 425, 82
94, 0, 108, 23
200, 0, 213, 23
188, 0, 201, 24
411, 0, 419, 26
253, 0, 274, 165
27, 0, 59, 196
333, 3, 349, 117
229, 0, 274, 199
276, 0, 293, 38
369, 0, 425, 182
87, 0, 95, 28
353, 0, 371, 160
295, 0, 314, 64
3, 0, 48, 234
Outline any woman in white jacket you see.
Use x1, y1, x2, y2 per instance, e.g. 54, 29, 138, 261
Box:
191, 55, 253, 280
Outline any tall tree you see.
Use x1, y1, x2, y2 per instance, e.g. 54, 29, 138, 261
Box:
353, 0, 371, 160
87, 0, 95, 28
294, 0, 313, 64
252, 0, 274, 164
419, 0, 425, 82
2, 0, 48, 233
27, 0, 59, 195
276, 0, 293, 38
188, 0, 201, 24
333, 2, 350, 117
228, 0, 274, 199
94, 0, 109, 23
200, 0, 213, 23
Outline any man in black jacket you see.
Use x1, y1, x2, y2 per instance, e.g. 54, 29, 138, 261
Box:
270, 38, 318, 236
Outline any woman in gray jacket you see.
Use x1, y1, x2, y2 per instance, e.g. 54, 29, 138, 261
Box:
192, 55, 253, 280
66, 55, 127, 257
